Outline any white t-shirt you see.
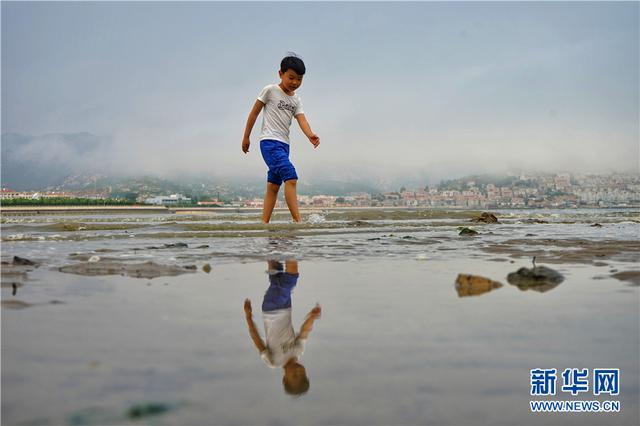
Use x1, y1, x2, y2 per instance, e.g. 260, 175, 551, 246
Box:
257, 84, 304, 145
260, 308, 306, 368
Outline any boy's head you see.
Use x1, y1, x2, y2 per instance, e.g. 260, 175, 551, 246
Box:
282, 360, 310, 396
279, 55, 305, 93
280, 55, 306, 76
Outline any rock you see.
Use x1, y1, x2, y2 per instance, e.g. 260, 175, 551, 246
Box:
13, 256, 36, 266
196, 245, 210, 249
523, 218, 549, 224
202, 263, 212, 273
471, 212, 499, 224
164, 243, 189, 248
127, 403, 171, 419
525, 233, 536, 237
507, 265, 564, 292
591, 223, 603, 227
459, 227, 479, 236
145, 243, 189, 250
2, 257, 38, 289
88, 255, 101, 263
455, 274, 503, 297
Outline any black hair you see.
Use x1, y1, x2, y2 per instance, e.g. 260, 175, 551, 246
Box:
280, 55, 306, 76
283, 375, 310, 396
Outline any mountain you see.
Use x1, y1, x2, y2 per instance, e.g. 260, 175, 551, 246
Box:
1, 132, 109, 190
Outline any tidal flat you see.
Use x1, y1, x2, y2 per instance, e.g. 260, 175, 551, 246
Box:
1, 208, 639, 425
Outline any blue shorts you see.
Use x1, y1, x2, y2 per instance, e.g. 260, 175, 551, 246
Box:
262, 272, 299, 312
260, 139, 298, 186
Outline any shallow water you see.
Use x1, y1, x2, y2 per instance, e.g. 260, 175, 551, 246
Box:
2, 208, 639, 266
1, 208, 639, 425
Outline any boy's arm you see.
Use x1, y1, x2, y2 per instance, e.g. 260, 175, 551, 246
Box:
244, 299, 266, 352
242, 100, 265, 153
295, 114, 320, 148
298, 304, 321, 340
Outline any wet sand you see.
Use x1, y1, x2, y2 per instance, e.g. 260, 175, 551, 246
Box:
482, 238, 640, 265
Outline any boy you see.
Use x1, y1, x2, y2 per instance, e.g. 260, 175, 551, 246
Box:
242, 54, 320, 223
243, 260, 321, 396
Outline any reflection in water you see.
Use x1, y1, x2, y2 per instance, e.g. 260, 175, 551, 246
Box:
455, 273, 503, 297
507, 264, 564, 293
244, 259, 321, 396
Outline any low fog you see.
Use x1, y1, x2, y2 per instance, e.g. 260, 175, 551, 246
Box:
2, 2, 638, 187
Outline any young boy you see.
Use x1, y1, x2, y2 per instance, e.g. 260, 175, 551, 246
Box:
244, 260, 321, 396
242, 54, 320, 223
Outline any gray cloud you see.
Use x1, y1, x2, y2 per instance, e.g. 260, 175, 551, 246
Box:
2, 2, 638, 187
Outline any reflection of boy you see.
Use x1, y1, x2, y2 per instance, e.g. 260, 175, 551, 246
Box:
244, 260, 321, 395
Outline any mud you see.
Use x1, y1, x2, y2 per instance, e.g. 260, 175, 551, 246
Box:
610, 270, 640, 285
58, 260, 199, 279
482, 238, 640, 264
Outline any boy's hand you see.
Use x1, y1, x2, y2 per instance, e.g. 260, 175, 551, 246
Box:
308, 303, 321, 319
242, 137, 251, 153
244, 299, 253, 317
309, 134, 320, 149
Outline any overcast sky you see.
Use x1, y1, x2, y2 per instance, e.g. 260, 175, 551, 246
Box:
2, 1, 638, 183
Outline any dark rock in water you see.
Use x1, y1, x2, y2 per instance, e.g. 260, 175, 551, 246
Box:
58, 261, 198, 279
184, 265, 197, 270
507, 265, 564, 292
471, 212, 500, 224
523, 218, 549, 224
459, 227, 479, 236
196, 245, 210, 249
145, 243, 189, 250
591, 223, 603, 227
127, 403, 171, 419
525, 233, 536, 237
2, 258, 38, 288
455, 274, 503, 297
202, 263, 212, 273
164, 243, 188, 248
13, 256, 37, 266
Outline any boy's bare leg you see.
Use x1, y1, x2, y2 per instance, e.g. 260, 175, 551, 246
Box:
262, 183, 280, 223
284, 179, 302, 222
285, 260, 298, 274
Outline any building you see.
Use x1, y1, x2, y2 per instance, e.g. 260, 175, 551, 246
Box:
1, 188, 20, 199
144, 194, 192, 205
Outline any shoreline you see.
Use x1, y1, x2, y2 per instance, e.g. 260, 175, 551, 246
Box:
1, 205, 638, 215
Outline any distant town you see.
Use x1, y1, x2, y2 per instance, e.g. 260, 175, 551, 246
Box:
1, 172, 639, 209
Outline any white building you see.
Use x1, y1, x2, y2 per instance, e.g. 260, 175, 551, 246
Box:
145, 194, 191, 205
